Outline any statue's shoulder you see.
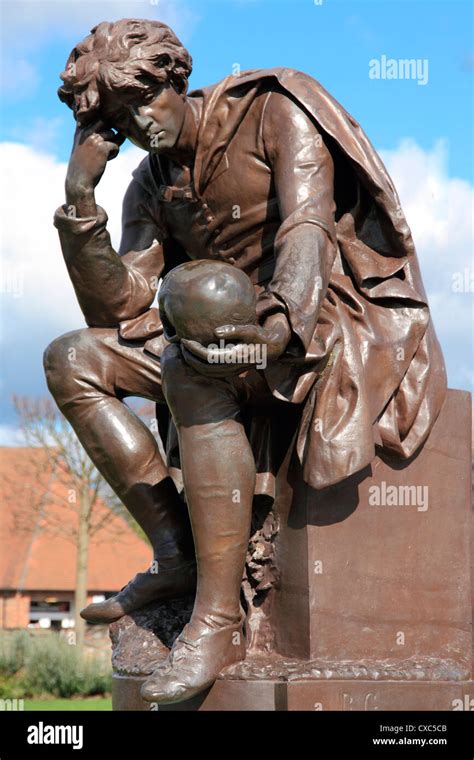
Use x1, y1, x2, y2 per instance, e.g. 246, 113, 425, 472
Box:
252, 68, 340, 110
188, 67, 318, 96
195, 67, 332, 118
229, 68, 357, 131
225, 67, 325, 94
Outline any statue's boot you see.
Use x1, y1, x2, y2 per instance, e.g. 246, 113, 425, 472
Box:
80, 563, 197, 624
140, 615, 245, 704
140, 413, 255, 704
81, 478, 196, 623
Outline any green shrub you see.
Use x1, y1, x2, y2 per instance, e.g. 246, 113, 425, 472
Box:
0, 674, 26, 699
80, 658, 112, 697
0, 630, 32, 676
23, 636, 80, 698
0, 632, 111, 698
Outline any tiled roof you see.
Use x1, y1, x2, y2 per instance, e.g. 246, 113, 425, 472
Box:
0, 447, 151, 592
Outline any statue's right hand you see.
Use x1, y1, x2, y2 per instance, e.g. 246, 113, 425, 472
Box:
65, 120, 125, 197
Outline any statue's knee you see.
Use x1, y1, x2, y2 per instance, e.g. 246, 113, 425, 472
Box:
43, 329, 94, 404
160, 344, 240, 426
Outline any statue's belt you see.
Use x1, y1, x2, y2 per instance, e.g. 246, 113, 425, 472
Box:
158, 185, 196, 202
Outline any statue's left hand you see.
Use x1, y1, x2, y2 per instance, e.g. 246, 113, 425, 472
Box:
66, 120, 126, 198
180, 313, 291, 377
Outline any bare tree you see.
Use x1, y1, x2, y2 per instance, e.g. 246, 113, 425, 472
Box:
4, 396, 145, 652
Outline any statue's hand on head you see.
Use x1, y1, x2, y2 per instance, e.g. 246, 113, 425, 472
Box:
65, 119, 125, 200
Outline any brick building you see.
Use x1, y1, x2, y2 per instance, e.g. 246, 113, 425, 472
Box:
0, 447, 150, 629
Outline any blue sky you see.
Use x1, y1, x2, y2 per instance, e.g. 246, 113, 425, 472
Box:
1, 0, 473, 441
2, 0, 473, 177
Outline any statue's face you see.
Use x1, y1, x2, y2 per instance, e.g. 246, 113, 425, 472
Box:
100, 80, 187, 153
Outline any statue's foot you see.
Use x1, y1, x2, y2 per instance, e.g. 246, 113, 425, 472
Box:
80, 561, 197, 623
140, 616, 246, 704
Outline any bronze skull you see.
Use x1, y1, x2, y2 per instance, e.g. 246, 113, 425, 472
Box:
159, 260, 257, 345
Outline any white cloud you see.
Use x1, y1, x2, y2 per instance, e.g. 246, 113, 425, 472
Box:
2, 0, 199, 51
379, 138, 473, 391
0, 139, 146, 441
379, 139, 473, 281
0, 139, 145, 333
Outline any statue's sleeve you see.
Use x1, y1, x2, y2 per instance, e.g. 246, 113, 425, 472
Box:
258, 89, 337, 355
53, 176, 165, 328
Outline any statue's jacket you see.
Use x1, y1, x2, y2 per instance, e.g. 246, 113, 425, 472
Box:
54, 68, 447, 494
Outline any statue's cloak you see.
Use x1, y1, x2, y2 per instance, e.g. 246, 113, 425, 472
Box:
152, 68, 447, 493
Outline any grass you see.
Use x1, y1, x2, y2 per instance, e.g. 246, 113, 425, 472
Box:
24, 697, 112, 711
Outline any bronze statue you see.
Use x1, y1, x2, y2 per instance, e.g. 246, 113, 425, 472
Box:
43, 19, 447, 704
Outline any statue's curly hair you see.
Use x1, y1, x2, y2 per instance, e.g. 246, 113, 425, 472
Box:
58, 19, 192, 125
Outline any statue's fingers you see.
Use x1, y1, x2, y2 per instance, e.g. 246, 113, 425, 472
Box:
180, 344, 204, 367
106, 142, 121, 160
180, 338, 210, 361
78, 118, 106, 141
180, 345, 209, 373
101, 129, 126, 149
113, 130, 127, 146
97, 128, 116, 142
97, 140, 121, 160
214, 324, 259, 342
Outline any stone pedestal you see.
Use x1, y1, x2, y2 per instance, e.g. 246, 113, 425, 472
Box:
113, 675, 474, 711
112, 389, 473, 710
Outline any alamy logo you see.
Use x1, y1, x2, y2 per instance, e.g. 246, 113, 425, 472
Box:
452, 695, 474, 711
27, 722, 83, 750
368, 481, 429, 512
0, 698, 24, 710
206, 339, 267, 370
369, 55, 429, 86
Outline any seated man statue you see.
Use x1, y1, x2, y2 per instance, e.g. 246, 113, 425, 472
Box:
44, 18, 446, 704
